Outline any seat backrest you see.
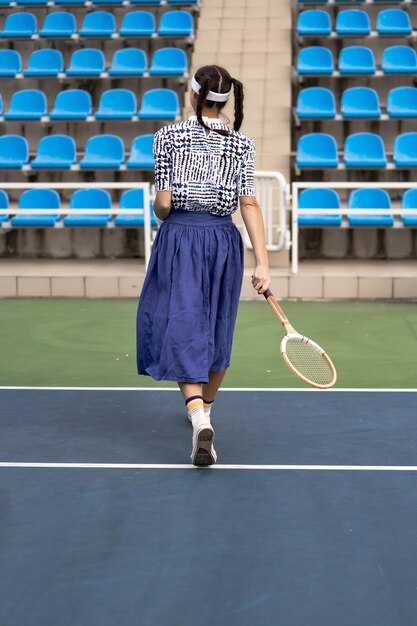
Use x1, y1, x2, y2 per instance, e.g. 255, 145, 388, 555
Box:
18, 188, 61, 209
0, 135, 28, 161
345, 133, 386, 163
8, 89, 47, 114
69, 48, 105, 71
402, 189, 417, 208
42, 12, 76, 31
27, 49, 63, 71
84, 134, 124, 159
0, 50, 22, 74
36, 135, 76, 160
0, 190, 9, 208
110, 48, 147, 72
4, 12, 37, 32
159, 10, 193, 31
348, 189, 391, 209
394, 132, 417, 157
377, 9, 412, 33
82, 11, 115, 30
341, 87, 380, 115
299, 188, 341, 209
53, 89, 92, 114
336, 9, 370, 34
297, 10, 332, 34
151, 47, 187, 69
297, 87, 336, 116
339, 46, 376, 73
387, 87, 417, 115
120, 188, 144, 209
382, 46, 417, 72
98, 89, 137, 113
70, 188, 112, 209
297, 133, 338, 159
129, 134, 154, 163
140, 88, 179, 113
298, 46, 334, 73
121, 10, 155, 29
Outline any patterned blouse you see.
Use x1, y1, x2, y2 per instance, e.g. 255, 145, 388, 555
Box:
152, 114, 256, 217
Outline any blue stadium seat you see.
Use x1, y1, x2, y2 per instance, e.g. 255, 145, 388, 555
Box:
336, 10, 371, 35
115, 189, 158, 227
4, 90, 47, 120
0, 13, 37, 37
93, 0, 123, 4
11, 189, 61, 227
139, 88, 179, 119
80, 135, 124, 168
377, 9, 412, 35
344, 133, 387, 168
126, 134, 155, 168
39, 12, 77, 37
341, 87, 381, 118
0, 135, 28, 168
297, 46, 334, 74
109, 48, 147, 75
16, 0, 48, 5
348, 189, 393, 227
67, 49, 105, 76
157, 10, 193, 36
149, 47, 187, 75
24, 49, 64, 76
382, 46, 417, 73
79, 11, 116, 37
387, 87, 417, 118
50, 89, 92, 120
393, 133, 417, 167
0, 50, 22, 77
95, 89, 137, 119
64, 189, 112, 227
297, 10, 332, 36
296, 87, 336, 119
298, 189, 342, 226
130, 0, 162, 3
119, 11, 155, 36
168, 0, 197, 3
401, 189, 417, 226
296, 133, 339, 168
0, 191, 9, 224
55, 0, 85, 5
339, 46, 376, 74
31, 135, 77, 168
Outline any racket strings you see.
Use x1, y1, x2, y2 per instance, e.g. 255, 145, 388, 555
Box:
285, 339, 334, 386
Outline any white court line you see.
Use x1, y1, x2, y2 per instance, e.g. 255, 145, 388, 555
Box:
1, 462, 417, 471
0, 386, 416, 393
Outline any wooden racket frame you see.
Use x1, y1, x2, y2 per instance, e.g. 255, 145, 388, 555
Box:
263, 288, 337, 389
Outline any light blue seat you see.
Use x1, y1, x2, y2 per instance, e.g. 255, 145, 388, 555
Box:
336, 10, 370, 35
377, 9, 412, 35
0, 135, 28, 168
79, 11, 116, 37
348, 189, 393, 227
109, 48, 147, 75
382, 46, 417, 73
341, 87, 380, 118
24, 49, 64, 76
0, 191, 9, 223
139, 88, 179, 119
5, 90, 47, 120
16, 0, 48, 5
93, 0, 123, 5
297, 46, 334, 74
119, 11, 155, 36
95, 89, 136, 119
149, 47, 187, 75
50, 89, 92, 120
0, 50, 22, 76
387, 87, 417, 118
131, 0, 161, 3
297, 10, 332, 36
55, 0, 85, 5
296, 87, 336, 119
168, 0, 197, 3
401, 189, 417, 226
115, 189, 158, 227
126, 134, 155, 168
296, 133, 339, 168
11, 189, 61, 227
39, 12, 77, 37
157, 10, 193, 36
393, 133, 417, 167
344, 133, 387, 168
339, 46, 376, 74
31, 135, 77, 169
80, 135, 124, 168
298, 189, 342, 226
64, 189, 112, 227
67, 49, 105, 76
0, 13, 37, 37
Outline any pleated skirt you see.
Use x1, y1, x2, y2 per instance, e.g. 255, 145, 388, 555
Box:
136, 208, 244, 383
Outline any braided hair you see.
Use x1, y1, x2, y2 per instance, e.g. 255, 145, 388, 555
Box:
193, 65, 244, 137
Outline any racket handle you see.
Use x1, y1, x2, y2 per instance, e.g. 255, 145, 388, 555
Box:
263, 289, 296, 333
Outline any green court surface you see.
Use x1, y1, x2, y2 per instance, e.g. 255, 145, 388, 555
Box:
1, 299, 416, 389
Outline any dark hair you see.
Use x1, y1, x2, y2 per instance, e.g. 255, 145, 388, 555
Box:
193, 65, 244, 137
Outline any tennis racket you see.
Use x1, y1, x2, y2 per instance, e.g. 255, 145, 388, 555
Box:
263, 289, 337, 389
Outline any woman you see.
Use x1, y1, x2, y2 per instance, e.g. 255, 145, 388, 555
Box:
136, 64, 271, 466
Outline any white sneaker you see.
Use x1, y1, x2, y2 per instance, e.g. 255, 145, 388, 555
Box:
190, 421, 217, 467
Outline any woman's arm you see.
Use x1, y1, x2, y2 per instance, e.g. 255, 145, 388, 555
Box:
154, 190, 172, 222
239, 195, 271, 295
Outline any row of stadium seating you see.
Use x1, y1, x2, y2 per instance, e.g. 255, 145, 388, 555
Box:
0, 10, 193, 37
0, 88, 179, 120
297, 0, 417, 4
0, 0, 196, 4
297, 132, 417, 167
298, 8, 414, 35
0, 48, 186, 77
0, 188, 158, 227
297, 86, 417, 118
298, 45, 417, 73
298, 188, 417, 227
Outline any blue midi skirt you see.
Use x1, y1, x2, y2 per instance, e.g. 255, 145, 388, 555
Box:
136, 208, 244, 383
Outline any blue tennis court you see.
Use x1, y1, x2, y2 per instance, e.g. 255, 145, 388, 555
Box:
1, 388, 416, 626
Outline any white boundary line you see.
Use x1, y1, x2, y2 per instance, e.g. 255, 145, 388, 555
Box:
0, 386, 416, 393
1, 462, 417, 471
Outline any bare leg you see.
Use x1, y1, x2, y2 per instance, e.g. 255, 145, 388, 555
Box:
177, 381, 203, 403
202, 368, 228, 402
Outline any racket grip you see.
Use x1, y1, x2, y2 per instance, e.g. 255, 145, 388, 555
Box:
263, 288, 273, 299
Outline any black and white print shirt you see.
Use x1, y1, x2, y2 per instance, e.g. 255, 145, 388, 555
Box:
152, 114, 256, 217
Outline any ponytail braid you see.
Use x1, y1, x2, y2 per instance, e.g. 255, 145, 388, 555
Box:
231, 77, 244, 132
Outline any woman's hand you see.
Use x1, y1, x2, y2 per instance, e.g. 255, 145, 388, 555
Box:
251, 264, 271, 295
